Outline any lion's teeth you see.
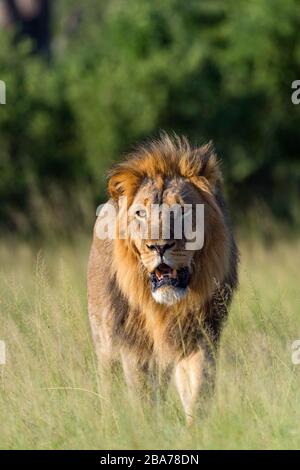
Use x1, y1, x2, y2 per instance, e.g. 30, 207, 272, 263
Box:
155, 266, 176, 281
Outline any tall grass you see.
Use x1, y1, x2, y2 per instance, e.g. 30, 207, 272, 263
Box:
0, 235, 299, 449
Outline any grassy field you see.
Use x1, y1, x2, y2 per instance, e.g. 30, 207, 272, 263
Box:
0, 234, 299, 449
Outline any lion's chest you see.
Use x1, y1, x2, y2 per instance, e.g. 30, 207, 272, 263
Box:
114, 305, 205, 366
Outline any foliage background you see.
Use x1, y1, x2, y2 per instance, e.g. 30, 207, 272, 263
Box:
0, 1, 300, 451
0, 0, 300, 235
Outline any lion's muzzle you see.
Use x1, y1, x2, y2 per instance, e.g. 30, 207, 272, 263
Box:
149, 263, 190, 291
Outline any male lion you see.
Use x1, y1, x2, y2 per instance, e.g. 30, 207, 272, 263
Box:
88, 133, 238, 423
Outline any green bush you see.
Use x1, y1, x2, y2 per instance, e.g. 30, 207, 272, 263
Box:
0, 32, 88, 233
0, 0, 300, 234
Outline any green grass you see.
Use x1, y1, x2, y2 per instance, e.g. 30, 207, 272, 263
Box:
0, 235, 299, 449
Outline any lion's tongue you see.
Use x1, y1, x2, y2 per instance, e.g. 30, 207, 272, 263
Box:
155, 265, 177, 280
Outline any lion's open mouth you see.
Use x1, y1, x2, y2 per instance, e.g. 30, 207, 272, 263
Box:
149, 263, 190, 292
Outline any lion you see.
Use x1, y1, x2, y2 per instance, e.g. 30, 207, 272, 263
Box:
87, 133, 238, 423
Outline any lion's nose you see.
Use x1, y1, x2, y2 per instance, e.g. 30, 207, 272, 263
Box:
146, 242, 175, 257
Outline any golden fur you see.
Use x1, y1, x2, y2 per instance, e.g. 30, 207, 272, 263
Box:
88, 133, 238, 422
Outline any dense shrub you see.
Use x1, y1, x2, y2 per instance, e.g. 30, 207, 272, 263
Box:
0, 0, 300, 233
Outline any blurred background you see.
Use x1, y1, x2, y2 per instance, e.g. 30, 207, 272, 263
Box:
0, 0, 300, 237
1, 2, 300, 450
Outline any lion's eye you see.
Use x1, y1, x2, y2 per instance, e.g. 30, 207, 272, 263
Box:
135, 209, 147, 219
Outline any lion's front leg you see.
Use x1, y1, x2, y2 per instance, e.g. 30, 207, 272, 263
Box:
148, 365, 173, 404
121, 349, 172, 404
89, 312, 118, 389
120, 349, 150, 397
175, 347, 216, 425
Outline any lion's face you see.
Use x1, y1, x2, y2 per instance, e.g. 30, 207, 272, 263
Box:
107, 136, 228, 308
125, 177, 206, 305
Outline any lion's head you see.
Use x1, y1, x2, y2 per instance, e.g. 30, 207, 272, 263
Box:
103, 134, 231, 309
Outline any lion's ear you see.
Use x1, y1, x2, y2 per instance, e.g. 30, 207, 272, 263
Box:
108, 170, 125, 200
196, 142, 222, 191
108, 168, 140, 202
